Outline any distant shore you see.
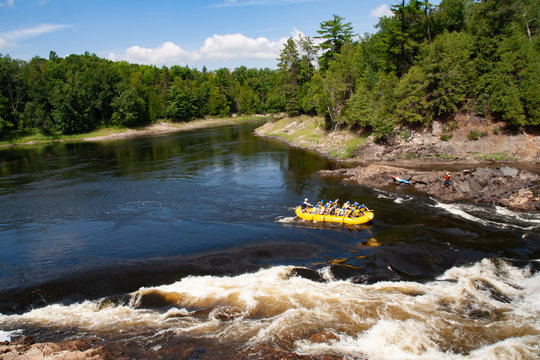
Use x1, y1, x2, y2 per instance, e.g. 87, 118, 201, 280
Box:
0, 115, 272, 149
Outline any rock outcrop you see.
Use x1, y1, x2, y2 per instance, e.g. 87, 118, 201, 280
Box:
320, 164, 540, 211
0, 336, 109, 360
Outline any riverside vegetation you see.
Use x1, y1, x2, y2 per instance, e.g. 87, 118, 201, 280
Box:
1, 0, 539, 147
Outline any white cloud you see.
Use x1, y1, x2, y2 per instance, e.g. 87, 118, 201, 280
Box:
0, 38, 15, 50
0, 23, 71, 50
370, 4, 393, 18
0, 0, 15, 7
109, 41, 200, 66
198, 33, 286, 59
109, 33, 289, 66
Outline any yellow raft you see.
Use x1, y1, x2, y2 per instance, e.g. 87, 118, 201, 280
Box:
295, 206, 374, 225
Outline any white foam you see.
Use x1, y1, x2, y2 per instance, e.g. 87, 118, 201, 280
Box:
1, 260, 539, 359
495, 205, 540, 224
434, 201, 491, 225
0, 329, 22, 342
276, 216, 296, 223
433, 201, 538, 231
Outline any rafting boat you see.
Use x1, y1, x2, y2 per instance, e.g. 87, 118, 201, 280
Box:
295, 206, 374, 225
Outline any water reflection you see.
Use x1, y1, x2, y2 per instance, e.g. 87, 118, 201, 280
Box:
0, 122, 538, 313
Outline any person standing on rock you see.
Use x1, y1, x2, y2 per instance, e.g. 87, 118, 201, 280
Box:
443, 172, 451, 188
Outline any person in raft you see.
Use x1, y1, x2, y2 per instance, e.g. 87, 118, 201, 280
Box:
301, 198, 313, 211
443, 172, 451, 188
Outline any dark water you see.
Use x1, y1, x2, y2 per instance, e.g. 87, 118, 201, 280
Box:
1, 123, 539, 359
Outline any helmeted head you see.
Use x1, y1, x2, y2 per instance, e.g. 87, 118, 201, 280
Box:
304, 198, 308, 202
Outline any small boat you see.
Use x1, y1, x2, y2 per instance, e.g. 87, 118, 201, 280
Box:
295, 206, 374, 225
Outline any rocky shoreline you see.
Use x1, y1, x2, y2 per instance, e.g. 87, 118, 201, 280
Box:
320, 164, 540, 212
0, 335, 342, 360
255, 116, 540, 212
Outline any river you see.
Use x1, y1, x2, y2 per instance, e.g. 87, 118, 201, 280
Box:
1, 123, 539, 359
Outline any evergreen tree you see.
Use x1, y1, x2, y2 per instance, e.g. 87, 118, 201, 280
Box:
278, 37, 301, 116
316, 14, 355, 70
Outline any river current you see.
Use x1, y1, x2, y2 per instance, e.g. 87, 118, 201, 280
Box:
1, 123, 539, 359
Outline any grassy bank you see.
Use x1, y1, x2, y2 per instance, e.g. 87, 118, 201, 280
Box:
256, 115, 540, 164
255, 115, 368, 160
0, 128, 125, 147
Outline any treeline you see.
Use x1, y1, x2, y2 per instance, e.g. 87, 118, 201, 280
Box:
1, 0, 539, 140
278, 0, 540, 141
0, 52, 282, 136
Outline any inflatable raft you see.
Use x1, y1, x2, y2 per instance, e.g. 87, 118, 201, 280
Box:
295, 206, 374, 225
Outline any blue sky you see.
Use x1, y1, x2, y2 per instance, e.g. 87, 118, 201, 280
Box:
0, 0, 440, 70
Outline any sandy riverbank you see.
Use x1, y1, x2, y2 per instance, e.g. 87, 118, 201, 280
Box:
0, 116, 272, 148
83, 117, 271, 142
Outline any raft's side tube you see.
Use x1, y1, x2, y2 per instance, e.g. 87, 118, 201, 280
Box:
295, 206, 374, 225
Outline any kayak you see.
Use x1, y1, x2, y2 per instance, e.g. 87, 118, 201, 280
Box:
295, 206, 374, 225
392, 175, 410, 185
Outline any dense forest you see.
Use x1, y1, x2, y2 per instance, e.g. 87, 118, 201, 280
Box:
1, 0, 539, 141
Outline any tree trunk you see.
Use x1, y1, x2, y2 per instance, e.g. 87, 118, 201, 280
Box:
400, 0, 406, 75
425, 1, 432, 45
523, 11, 532, 42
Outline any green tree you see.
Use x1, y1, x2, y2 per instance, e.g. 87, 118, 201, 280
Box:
0, 55, 26, 130
479, 32, 540, 126
321, 42, 361, 128
237, 85, 260, 114
431, 0, 470, 35
207, 82, 229, 116
316, 14, 355, 70
376, 0, 428, 76
278, 37, 301, 116
422, 31, 474, 118
21, 56, 55, 133
395, 65, 430, 125
111, 85, 148, 127
47, 53, 118, 133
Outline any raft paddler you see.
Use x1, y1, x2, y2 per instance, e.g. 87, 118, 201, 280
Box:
316, 201, 325, 214
339, 201, 351, 216
331, 199, 340, 215
324, 201, 333, 215
301, 198, 313, 212
351, 202, 359, 217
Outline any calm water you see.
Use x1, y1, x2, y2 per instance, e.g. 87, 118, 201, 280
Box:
1, 123, 539, 359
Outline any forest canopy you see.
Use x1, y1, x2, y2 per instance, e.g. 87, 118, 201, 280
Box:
1, 0, 539, 140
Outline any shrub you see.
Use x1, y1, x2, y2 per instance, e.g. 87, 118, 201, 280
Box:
467, 130, 479, 140
440, 133, 453, 141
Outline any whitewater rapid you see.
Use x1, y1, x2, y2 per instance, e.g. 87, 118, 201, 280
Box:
1, 258, 539, 359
